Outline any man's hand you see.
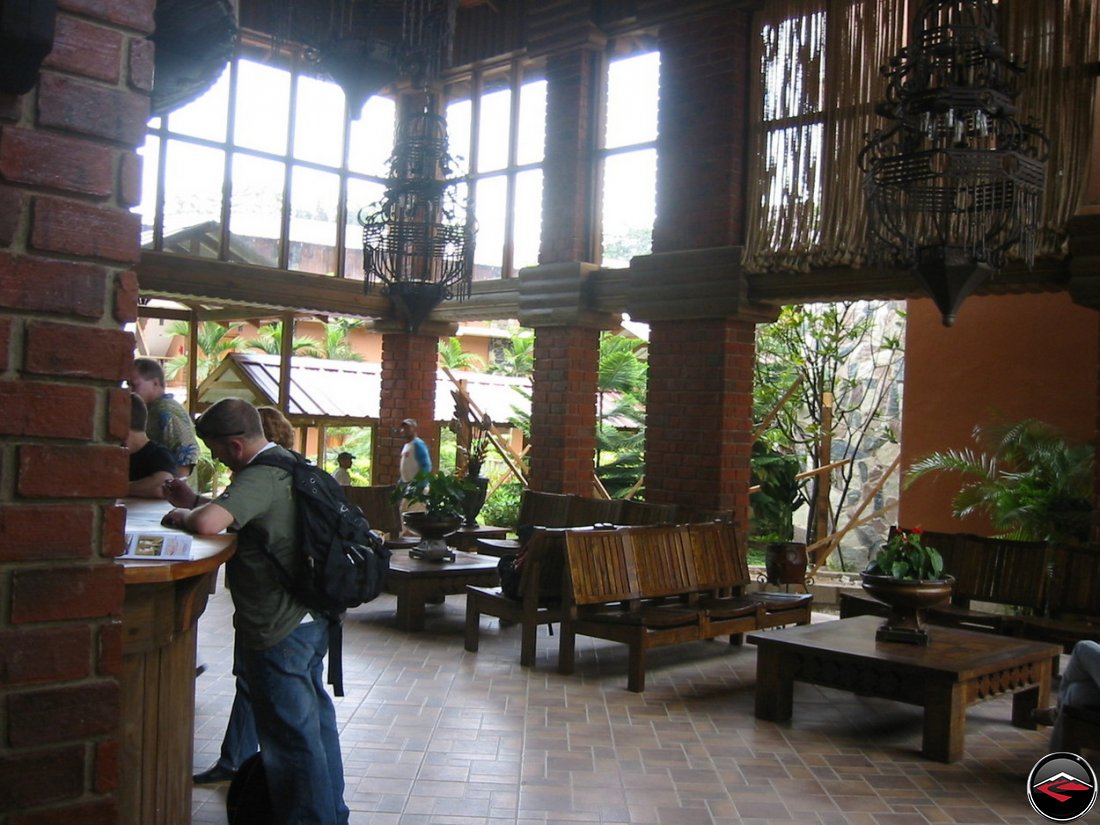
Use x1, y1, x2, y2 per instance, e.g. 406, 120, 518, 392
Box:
161, 508, 188, 529
163, 478, 199, 508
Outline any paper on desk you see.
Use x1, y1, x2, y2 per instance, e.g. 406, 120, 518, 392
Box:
122, 531, 194, 559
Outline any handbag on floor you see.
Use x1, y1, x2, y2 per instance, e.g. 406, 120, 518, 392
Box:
226, 753, 272, 825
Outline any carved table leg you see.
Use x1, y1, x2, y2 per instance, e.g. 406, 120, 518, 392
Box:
923, 679, 966, 762
755, 648, 793, 721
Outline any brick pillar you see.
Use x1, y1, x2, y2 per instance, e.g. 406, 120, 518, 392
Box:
374, 332, 439, 483
645, 318, 756, 525
0, 2, 154, 820
652, 9, 753, 251
529, 325, 600, 494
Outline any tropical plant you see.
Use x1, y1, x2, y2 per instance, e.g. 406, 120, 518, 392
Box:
479, 481, 523, 530
906, 419, 1094, 545
163, 320, 244, 382
438, 337, 485, 371
319, 318, 363, 361
394, 470, 473, 520
596, 331, 648, 497
245, 322, 323, 358
866, 527, 945, 581
488, 332, 534, 377
750, 441, 805, 542
754, 300, 904, 564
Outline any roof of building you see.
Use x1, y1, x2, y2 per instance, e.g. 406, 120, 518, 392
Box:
196, 351, 530, 426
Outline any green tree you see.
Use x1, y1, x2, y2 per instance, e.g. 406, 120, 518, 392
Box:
245, 322, 323, 357
163, 320, 244, 382
319, 319, 363, 361
489, 332, 534, 377
906, 419, 1093, 545
596, 331, 648, 497
753, 301, 904, 564
438, 337, 485, 371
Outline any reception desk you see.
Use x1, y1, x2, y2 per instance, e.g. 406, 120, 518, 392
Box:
117, 499, 235, 825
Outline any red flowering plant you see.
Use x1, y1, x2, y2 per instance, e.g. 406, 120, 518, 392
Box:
866, 527, 946, 581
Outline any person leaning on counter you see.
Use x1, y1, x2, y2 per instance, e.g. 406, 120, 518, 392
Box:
160, 398, 348, 825
127, 393, 176, 499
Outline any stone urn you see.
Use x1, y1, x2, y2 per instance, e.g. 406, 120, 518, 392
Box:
860, 572, 955, 644
403, 512, 463, 561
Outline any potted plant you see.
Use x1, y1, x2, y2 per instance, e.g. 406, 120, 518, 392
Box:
860, 527, 954, 644
394, 471, 473, 561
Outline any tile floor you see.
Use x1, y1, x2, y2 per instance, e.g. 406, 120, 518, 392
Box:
191, 586, 1080, 824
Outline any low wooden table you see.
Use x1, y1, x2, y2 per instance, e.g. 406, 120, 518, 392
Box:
446, 524, 509, 552
385, 548, 499, 631
748, 616, 1060, 762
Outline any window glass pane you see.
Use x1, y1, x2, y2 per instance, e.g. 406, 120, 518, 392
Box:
446, 98, 472, 172
477, 86, 512, 173
167, 67, 230, 142
289, 166, 339, 274
234, 58, 291, 155
162, 140, 225, 255
600, 149, 656, 268
472, 174, 506, 279
516, 79, 546, 166
229, 154, 285, 268
605, 51, 660, 149
134, 134, 159, 230
293, 74, 345, 167
512, 169, 542, 275
348, 96, 396, 176
345, 178, 386, 281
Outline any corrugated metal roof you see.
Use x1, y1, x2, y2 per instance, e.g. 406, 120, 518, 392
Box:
197, 352, 530, 424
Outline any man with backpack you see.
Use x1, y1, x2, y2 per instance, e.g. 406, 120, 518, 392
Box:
162, 398, 349, 825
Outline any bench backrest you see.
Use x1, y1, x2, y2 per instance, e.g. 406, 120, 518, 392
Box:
1048, 544, 1100, 617
565, 528, 640, 606
689, 521, 750, 591
618, 500, 680, 526
954, 534, 1048, 611
517, 490, 574, 528
343, 484, 402, 538
567, 495, 623, 527
518, 528, 569, 601
625, 525, 698, 598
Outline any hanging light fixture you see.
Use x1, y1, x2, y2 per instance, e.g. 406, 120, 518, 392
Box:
358, 0, 475, 333
860, 0, 1047, 327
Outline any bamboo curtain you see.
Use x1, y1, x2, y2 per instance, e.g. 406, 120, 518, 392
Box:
742, 0, 1100, 274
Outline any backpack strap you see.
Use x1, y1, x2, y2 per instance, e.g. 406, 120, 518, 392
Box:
241, 450, 348, 695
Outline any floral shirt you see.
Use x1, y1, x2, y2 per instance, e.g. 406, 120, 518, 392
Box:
146, 394, 200, 471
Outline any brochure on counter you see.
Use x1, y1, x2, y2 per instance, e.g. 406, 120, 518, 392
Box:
121, 531, 194, 560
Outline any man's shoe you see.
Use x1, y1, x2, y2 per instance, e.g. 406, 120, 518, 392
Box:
193, 764, 236, 785
1031, 706, 1059, 726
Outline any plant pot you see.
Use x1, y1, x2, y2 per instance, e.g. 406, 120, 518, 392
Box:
765, 541, 808, 585
463, 475, 489, 527
403, 512, 463, 561
860, 572, 955, 644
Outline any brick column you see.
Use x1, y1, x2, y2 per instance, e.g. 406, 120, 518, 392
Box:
0, 2, 154, 820
374, 331, 439, 484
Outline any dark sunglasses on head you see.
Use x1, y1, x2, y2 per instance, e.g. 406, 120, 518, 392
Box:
199, 430, 245, 440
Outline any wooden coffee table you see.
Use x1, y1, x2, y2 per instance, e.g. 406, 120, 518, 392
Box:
385, 548, 499, 631
748, 616, 1060, 762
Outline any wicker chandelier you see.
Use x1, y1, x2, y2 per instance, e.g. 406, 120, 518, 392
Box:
358, 0, 474, 333
860, 0, 1047, 326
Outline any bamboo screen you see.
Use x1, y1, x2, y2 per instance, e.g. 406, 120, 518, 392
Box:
741, 0, 1099, 275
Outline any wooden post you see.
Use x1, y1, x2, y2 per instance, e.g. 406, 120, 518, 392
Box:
815, 391, 833, 542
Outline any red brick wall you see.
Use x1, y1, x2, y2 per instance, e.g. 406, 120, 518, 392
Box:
374, 332, 439, 483
644, 318, 755, 526
529, 326, 600, 494
652, 10, 752, 251
0, 1, 152, 820
540, 49, 599, 263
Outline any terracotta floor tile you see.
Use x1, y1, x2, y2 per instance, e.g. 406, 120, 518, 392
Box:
192, 593, 1065, 824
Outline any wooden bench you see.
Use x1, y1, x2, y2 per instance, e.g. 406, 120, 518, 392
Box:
839, 531, 1048, 636
1019, 543, 1100, 652
558, 522, 812, 692
464, 527, 567, 666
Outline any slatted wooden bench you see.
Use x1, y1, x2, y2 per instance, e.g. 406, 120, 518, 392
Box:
464, 527, 567, 666
558, 522, 813, 692
1019, 543, 1100, 652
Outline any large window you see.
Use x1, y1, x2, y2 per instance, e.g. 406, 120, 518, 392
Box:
598, 50, 659, 269
137, 47, 395, 279
445, 63, 547, 280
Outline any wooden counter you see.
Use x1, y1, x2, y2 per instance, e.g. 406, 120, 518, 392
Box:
117, 499, 235, 825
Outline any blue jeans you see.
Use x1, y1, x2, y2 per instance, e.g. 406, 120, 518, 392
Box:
215, 642, 258, 771
1052, 640, 1100, 750
239, 620, 348, 825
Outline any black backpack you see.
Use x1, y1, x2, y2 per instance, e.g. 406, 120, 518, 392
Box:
248, 449, 391, 696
